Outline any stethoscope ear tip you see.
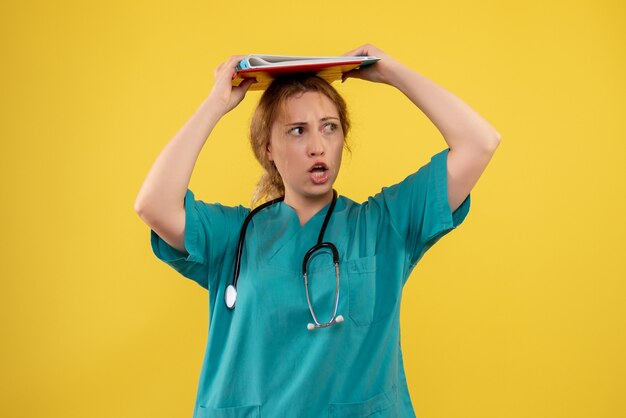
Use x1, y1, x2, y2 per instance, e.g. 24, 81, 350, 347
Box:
307, 314, 344, 331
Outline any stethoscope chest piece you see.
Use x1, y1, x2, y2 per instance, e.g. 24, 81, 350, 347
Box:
225, 284, 237, 309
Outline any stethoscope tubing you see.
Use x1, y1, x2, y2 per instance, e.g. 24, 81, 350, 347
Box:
231, 195, 284, 289
226, 190, 343, 330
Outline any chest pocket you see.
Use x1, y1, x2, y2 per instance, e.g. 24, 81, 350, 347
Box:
345, 255, 396, 326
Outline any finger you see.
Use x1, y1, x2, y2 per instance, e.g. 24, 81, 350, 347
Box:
229, 54, 247, 62
215, 61, 227, 78
215, 55, 247, 78
341, 45, 367, 57
226, 55, 246, 70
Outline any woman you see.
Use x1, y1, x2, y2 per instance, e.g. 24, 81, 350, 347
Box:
135, 44, 500, 418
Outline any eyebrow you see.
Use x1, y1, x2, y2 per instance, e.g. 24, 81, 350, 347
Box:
284, 117, 340, 126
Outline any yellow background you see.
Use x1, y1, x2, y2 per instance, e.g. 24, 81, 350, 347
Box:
1, 1, 625, 417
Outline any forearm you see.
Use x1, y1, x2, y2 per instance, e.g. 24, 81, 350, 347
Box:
134, 97, 224, 218
387, 63, 501, 151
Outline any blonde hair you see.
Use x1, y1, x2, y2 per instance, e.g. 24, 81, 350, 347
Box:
249, 75, 350, 207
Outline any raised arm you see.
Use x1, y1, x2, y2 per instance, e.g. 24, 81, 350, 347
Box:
134, 56, 254, 252
342, 44, 501, 212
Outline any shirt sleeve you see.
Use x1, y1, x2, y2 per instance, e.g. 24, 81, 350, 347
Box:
376, 148, 471, 276
150, 189, 247, 290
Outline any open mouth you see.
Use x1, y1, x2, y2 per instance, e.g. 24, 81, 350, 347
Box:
308, 163, 329, 178
308, 162, 329, 183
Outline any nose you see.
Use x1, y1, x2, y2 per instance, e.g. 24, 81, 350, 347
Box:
307, 131, 325, 157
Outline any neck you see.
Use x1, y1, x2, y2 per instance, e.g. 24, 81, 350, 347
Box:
284, 190, 334, 226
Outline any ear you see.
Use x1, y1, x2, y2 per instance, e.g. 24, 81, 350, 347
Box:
266, 143, 273, 162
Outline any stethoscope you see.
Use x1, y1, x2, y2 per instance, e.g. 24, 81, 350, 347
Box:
224, 190, 344, 330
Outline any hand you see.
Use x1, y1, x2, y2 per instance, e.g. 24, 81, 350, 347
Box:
341, 44, 403, 85
208, 55, 256, 116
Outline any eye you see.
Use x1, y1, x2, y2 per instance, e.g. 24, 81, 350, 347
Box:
288, 126, 305, 136
322, 122, 339, 134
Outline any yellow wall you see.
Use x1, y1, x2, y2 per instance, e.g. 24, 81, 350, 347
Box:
2, 1, 624, 417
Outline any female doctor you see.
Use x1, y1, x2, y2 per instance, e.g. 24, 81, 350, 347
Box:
135, 44, 500, 418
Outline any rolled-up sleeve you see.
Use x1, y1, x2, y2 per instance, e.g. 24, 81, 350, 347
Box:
150, 189, 247, 290
377, 148, 471, 276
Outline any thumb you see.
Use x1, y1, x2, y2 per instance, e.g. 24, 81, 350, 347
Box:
229, 77, 256, 108
341, 69, 364, 83
238, 77, 256, 92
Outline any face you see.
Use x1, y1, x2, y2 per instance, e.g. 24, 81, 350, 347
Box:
267, 91, 344, 205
